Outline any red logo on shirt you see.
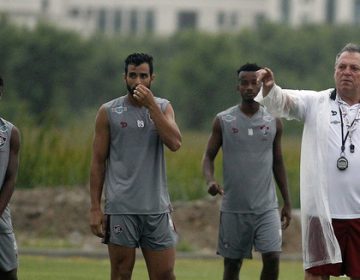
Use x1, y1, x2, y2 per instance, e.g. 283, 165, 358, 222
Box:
120, 122, 127, 128
232, 128, 239, 133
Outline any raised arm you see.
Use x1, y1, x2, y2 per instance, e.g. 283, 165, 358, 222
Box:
0, 127, 20, 217
134, 84, 182, 152
272, 118, 292, 229
202, 117, 224, 196
256, 67, 276, 97
89, 106, 110, 238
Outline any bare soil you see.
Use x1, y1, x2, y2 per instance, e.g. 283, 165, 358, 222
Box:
10, 186, 302, 256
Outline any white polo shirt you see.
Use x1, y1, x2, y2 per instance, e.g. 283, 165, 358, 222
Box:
327, 96, 360, 219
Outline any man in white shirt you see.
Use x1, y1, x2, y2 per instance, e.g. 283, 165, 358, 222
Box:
255, 43, 360, 280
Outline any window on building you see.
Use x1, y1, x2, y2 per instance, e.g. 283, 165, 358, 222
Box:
301, 14, 310, 24
255, 13, 266, 26
281, 0, 290, 23
86, 8, 93, 18
217, 11, 225, 27
145, 9, 155, 33
97, 8, 106, 32
177, 11, 197, 30
41, 0, 49, 13
130, 9, 138, 33
230, 12, 238, 27
114, 10, 122, 32
68, 7, 80, 18
326, 0, 335, 24
355, 0, 360, 23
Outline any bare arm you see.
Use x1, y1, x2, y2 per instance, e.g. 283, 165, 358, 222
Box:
202, 117, 224, 196
134, 84, 182, 152
89, 106, 110, 238
0, 127, 20, 216
272, 119, 292, 229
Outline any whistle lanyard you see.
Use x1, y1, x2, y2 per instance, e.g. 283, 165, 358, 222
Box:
339, 106, 357, 153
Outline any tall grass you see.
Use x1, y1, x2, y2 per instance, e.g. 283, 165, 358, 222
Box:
16, 119, 302, 207
18, 121, 93, 188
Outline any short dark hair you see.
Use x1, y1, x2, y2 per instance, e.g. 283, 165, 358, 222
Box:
335, 43, 360, 65
236, 63, 262, 75
125, 53, 154, 75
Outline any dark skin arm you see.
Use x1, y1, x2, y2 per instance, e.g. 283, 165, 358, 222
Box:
202, 117, 224, 196
0, 127, 20, 217
89, 106, 109, 238
272, 118, 292, 229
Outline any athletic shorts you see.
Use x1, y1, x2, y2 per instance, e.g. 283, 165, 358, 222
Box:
217, 209, 282, 259
306, 218, 360, 278
103, 213, 177, 250
0, 232, 18, 272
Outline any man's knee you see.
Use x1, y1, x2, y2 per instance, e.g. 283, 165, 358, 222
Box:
155, 268, 176, 280
304, 271, 329, 280
224, 257, 242, 266
111, 268, 132, 280
261, 252, 280, 280
262, 252, 280, 264
110, 261, 133, 280
0, 269, 18, 280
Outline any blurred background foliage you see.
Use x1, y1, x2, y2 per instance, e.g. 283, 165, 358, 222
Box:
1, 19, 359, 207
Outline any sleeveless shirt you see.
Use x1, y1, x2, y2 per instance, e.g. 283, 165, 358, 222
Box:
218, 105, 278, 213
0, 118, 14, 233
103, 95, 172, 214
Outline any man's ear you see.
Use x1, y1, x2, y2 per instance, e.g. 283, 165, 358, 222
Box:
151, 74, 156, 82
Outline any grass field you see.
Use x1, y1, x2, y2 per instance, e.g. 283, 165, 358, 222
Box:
19, 255, 306, 280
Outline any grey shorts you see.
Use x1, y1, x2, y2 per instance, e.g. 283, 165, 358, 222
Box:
0, 232, 18, 272
217, 209, 282, 259
104, 213, 178, 250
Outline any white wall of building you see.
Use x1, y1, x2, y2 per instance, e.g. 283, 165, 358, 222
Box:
0, 0, 358, 36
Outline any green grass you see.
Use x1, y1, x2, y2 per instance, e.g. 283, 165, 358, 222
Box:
18, 255, 306, 280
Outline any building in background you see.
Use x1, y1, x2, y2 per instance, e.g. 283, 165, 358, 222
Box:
0, 0, 359, 36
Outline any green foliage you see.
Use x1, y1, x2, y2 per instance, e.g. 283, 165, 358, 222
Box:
1, 21, 360, 129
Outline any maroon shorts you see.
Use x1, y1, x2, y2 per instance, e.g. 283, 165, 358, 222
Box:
306, 218, 360, 277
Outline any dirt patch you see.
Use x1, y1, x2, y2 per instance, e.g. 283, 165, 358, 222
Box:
10, 187, 301, 255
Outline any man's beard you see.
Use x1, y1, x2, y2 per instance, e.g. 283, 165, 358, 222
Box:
127, 84, 136, 95
126, 83, 151, 95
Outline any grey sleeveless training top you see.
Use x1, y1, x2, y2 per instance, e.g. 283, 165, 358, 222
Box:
218, 105, 278, 214
103, 95, 172, 214
0, 118, 14, 233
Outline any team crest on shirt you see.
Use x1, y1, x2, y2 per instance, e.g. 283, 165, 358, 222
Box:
113, 225, 123, 234
259, 124, 270, 136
